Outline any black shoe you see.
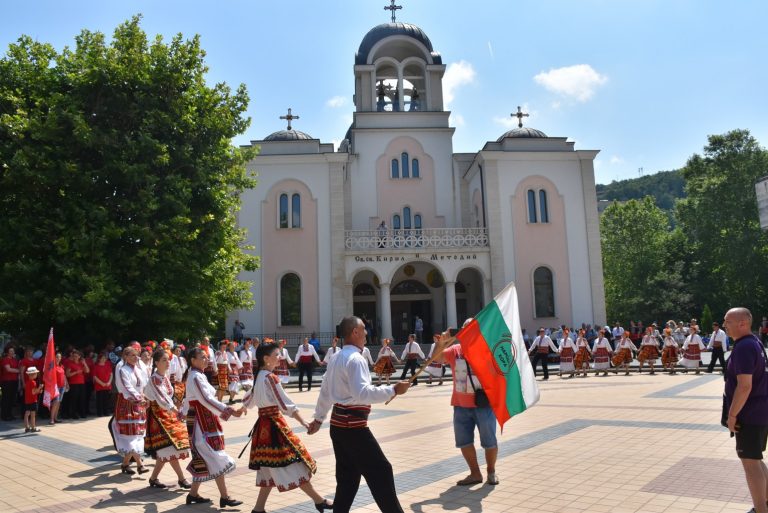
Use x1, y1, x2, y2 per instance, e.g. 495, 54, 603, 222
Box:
178, 479, 192, 489
315, 499, 333, 512
186, 494, 211, 505
219, 497, 243, 507
148, 478, 167, 489
137, 465, 150, 475
120, 465, 135, 475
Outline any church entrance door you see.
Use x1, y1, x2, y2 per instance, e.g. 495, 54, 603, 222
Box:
390, 299, 431, 343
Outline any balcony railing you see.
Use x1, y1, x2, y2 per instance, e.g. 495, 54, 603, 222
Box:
345, 227, 489, 251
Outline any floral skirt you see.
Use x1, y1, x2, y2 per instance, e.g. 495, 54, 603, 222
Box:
638, 346, 659, 363
612, 348, 632, 366
373, 357, 395, 376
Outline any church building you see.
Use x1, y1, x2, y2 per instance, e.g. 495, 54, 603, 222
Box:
230, 16, 606, 341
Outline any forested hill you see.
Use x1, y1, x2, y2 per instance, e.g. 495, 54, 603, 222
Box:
596, 170, 685, 211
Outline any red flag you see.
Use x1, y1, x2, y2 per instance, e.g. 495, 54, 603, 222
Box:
42, 328, 58, 408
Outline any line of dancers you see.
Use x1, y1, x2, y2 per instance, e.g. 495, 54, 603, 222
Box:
109, 341, 334, 511
528, 325, 722, 379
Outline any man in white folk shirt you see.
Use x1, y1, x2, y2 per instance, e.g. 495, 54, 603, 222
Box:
400, 334, 425, 386
295, 338, 322, 392
706, 321, 729, 374
307, 316, 410, 513
528, 328, 558, 380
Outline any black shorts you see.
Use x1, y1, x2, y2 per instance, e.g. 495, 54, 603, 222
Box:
24, 403, 38, 412
735, 423, 768, 460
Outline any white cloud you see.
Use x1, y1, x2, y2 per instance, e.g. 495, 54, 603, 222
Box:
551, 101, 561, 110
443, 61, 476, 107
326, 95, 347, 108
487, 41, 494, 59
609, 155, 624, 165
533, 64, 607, 102
449, 113, 465, 127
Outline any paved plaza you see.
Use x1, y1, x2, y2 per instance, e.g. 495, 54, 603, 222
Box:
0, 372, 752, 513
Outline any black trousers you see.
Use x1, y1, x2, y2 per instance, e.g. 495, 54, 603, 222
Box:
297, 362, 314, 391
95, 390, 111, 416
707, 347, 726, 372
330, 425, 404, 513
1, 380, 17, 420
400, 359, 419, 382
531, 352, 550, 378
67, 384, 86, 418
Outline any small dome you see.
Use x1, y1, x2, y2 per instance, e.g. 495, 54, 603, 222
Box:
497, 127, 548, 141
264, 129, 314, 141
356, 23, 442, 65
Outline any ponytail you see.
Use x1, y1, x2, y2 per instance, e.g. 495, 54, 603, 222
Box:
182, 347, 203, 383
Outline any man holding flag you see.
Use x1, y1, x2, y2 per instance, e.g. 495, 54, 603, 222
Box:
433, 282, 540, 487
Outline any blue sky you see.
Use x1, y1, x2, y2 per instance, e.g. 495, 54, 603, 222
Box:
2, 0, 766, 184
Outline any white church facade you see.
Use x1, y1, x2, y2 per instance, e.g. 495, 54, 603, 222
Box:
230, 20, 606, 341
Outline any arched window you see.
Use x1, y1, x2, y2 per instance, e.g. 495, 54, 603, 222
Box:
414, 214, 422, 229
401, 152, 410, 178
280, 273, 301, 326
354, 283, 376, 296
527, 189, 537, 223
291, 193, 301, 228
533, 267, 555, 318
539, 190, 549, 223
391, 158, 399, 179
403, 207, 411, 229
392, 214, 401, 230
279, 193, 289, 228
412, 159, 420, 178
391, 280, 430, 295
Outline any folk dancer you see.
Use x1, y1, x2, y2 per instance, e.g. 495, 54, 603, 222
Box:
183, 347, 244, 508
680, 325, 706, 374
199, 337, 217, 387
529, 328, 558, 380
239, 338, 255, 391
361, 345, 376, 368
661, 328, 679, 374
612, 331, 637, 375
110, 347, 149, 475
307, 316, 410, 513
295, 338, 322, 392
242, 342, 333, 513
226, 341, 243, 404
400, 334, 425, 385
592, 329, 613, 376
638, 326, 661, 374
275, 339, 293, 385
557, 329, 576, 378
168, 343, 186, 408
323, 337, 341, 365
214, 340, 230, 403
426, 334, 445, 385
373, 339, 400, 385
574, 329, 593, 377
144, 349, 192, 489
706, 321, 729, 373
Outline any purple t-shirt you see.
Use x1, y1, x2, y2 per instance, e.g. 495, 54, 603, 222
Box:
725, 334, 768, 425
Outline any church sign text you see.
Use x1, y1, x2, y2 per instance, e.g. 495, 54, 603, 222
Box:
353, 253, 479, 263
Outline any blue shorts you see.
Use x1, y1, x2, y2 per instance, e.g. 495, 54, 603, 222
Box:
453, 406, 497, 449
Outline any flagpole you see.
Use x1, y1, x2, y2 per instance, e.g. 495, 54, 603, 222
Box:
385, 336, 455, 405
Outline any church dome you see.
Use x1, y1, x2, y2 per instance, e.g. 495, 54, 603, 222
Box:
497, 127, 548, 141
356, 23, 442, 65
264, 129, 314, 141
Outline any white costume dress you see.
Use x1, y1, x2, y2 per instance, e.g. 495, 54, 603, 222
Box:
558, 337, 577, 373
227, 350, 243, 394
111, 363, 149, 457
239, 348, 254, 390
275, 347, 293, 384
184, 368, 236, 482
425, 342, 444, 377
679, 334, 705, 368
592, 337, 612, 370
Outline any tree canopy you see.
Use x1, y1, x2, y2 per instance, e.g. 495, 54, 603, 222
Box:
0, 16, 258, 344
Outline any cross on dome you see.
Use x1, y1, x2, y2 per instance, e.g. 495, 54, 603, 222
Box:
384, 0, 402, 23
279, 108, 300, 130
512, 106, 529, 128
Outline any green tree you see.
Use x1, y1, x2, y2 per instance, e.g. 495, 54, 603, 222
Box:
601, 196, 693, 323
0, 16, 258, 344
676, 129, 768, 322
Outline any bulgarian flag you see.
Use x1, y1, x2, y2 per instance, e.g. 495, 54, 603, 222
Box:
42, 328, 58, 408
457, 282, 539, 429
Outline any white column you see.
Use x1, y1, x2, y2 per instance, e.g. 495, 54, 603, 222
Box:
484, 279, 492, 305
445, 281, 458, 329
380, 283, 392, 339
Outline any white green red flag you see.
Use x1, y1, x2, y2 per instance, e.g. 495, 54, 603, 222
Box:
42, 328, 58, 408
457, 282, 540, 429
